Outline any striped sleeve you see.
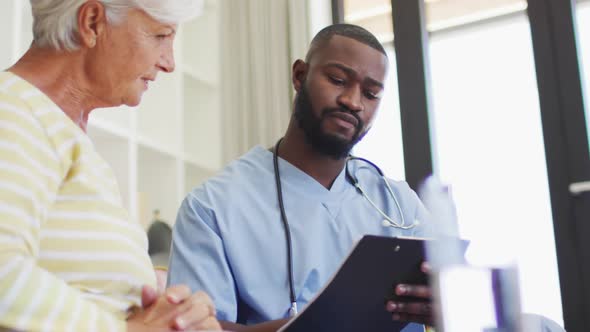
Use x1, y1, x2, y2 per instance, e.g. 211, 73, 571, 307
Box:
0, 98, 126, 332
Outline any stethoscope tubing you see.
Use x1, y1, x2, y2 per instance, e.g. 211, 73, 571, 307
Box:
273, 139, 298, 317
272, 139, 417, 317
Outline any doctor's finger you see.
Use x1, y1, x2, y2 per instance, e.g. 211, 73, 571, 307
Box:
386, 301, 432, 315
391, 312, 433, 326
396, 284, 431, 298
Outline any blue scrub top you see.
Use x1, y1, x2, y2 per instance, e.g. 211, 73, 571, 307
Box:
168, 146, 431, 331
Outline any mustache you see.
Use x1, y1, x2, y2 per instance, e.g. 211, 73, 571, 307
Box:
321, 108, 363, 129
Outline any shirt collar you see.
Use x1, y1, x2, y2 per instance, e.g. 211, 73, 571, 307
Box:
250, 145, 351, 202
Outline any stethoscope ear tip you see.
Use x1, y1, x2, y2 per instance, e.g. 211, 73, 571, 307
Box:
381, 219, 390, 227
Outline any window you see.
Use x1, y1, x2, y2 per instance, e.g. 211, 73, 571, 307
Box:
344, 0, 405, 181
576, 0, 590, 147
427, 8, 562, 325
343, 0, 563, 326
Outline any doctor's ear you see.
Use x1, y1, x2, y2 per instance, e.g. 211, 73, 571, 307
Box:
292, 60, 308, 92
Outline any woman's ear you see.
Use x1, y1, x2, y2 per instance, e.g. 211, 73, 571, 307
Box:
77, 1, 108, 48
291, 59, 308, 93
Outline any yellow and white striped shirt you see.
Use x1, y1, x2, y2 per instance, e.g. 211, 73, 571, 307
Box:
0, 71, 156, 331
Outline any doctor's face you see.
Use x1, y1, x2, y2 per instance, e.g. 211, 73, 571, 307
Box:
293, 35, 388, 159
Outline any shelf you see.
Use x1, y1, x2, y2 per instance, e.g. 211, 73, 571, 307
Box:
182, 65, 218, 87
203, 0, 220, 10
183, 153, 218, 172
137, 134, 180, 160
182, 74, 222, 170
88, 106, 137, 136
137, 145, 180, 227
87, 125, 132, 211
137, 71, 182, 152
181, 1, 219, 85
0, 0, 34, 66
88, 111, 133, 140
19, 0, 33, 55
184, 162, 217, 195
0, 1, 16, 67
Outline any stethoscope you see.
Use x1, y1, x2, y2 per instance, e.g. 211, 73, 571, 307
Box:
272, 138, 419, 317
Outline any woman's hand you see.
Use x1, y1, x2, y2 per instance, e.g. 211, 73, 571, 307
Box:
128, 284, 222, 331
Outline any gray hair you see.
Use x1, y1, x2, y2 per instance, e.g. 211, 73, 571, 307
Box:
31, 0, 203, 51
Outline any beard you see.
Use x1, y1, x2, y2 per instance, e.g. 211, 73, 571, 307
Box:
293, 83, 367, 160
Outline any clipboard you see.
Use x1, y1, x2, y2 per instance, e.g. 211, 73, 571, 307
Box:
278, 235, 434, 332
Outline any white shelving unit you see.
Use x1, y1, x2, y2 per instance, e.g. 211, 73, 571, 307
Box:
0, 0, 222, 228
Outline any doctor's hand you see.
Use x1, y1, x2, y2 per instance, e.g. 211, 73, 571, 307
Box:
385, 262, 433, 326
127, 284, 222, 331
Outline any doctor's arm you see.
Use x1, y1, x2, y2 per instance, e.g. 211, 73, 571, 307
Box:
168, 194, 244, 322
169, 195, 291, 332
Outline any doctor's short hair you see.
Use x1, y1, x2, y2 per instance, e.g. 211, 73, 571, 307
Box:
30, 0, 203, 51
305, 23, 387, 63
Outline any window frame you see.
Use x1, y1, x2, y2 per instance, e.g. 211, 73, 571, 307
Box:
333, 0, 590, 330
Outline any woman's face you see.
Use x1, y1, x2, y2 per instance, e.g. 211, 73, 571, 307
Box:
87, 8, 177, 107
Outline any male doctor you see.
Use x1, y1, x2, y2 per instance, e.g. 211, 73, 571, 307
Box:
168, 24, 433, 332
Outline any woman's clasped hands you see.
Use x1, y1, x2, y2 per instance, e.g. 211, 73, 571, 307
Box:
127, 284, 222, 332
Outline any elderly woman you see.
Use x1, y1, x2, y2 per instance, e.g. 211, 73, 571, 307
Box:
0, 1, 221, 331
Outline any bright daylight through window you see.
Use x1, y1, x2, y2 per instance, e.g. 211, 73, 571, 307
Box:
342, 0, 582, 326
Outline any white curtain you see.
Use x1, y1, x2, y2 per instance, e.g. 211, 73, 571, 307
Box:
219, 0, 317, 163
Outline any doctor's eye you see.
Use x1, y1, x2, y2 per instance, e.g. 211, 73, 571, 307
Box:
364, 91, 380, 100
328, 76, 346, 86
